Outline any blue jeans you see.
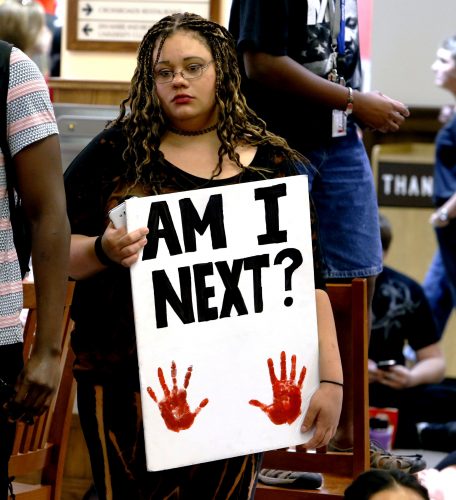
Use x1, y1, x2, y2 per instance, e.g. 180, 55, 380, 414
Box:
303, 123, 382, 279
423, 249, 454, 339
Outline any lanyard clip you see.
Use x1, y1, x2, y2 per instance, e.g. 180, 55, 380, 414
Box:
328, 48, 339, 82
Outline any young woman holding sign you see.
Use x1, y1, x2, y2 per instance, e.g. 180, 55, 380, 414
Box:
64, 13, 343, 499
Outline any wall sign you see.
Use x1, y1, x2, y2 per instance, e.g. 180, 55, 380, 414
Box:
377, 162, 434, 208
67, 0, 221, 51
372, 143, 435, 209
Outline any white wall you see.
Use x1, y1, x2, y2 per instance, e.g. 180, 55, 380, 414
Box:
371, 0, 456, 107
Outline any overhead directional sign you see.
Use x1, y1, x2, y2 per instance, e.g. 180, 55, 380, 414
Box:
75, 1, 211, 43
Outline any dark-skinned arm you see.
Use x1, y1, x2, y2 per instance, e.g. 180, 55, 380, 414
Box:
243, 51, 410, 133
12, 134, 70, 417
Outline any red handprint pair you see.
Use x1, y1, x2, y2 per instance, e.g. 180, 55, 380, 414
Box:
147, 351, 307, 432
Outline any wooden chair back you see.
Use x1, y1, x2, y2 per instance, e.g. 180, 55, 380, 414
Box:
255, 278, 369, 498
8, 281, 76, 500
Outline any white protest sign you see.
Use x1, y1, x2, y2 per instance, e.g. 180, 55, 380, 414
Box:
127, 176, 319, 471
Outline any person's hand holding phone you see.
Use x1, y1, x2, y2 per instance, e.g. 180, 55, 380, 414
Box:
377, 362, 413, 389
368, 359, 401, 385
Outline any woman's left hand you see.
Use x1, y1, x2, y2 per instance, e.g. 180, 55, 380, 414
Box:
299, 383, 343, 449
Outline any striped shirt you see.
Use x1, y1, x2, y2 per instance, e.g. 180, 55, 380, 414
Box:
0, 47, 58, 346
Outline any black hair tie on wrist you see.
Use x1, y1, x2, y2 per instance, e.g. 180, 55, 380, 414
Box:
94, 235, 115, 266
320, 379, 344, 388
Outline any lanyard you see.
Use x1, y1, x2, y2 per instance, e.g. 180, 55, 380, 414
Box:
327, 0, 345, 55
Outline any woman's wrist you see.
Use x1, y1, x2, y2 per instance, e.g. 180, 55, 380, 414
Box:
344, 87, 354, 115
320, 379, 344, 388
94, 235, 116, 266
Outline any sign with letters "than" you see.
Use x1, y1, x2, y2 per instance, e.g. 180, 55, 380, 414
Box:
377, 162, 434, 208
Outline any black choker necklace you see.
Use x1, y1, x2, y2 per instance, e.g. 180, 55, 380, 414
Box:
168, 123, 217, 136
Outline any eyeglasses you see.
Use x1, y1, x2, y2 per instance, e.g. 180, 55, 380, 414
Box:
154, 61, 214, 84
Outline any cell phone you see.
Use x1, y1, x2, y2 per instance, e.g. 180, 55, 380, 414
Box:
108, 202, 126, 229
377, 359, 397, 370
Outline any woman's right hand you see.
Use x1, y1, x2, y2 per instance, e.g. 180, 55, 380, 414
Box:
101, 223, 149, 268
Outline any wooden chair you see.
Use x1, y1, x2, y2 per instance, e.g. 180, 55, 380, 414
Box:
255, 278, 369, 499
8, 281, 76, 500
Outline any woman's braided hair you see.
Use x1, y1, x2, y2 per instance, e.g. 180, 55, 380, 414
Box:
113, 12, 307, 192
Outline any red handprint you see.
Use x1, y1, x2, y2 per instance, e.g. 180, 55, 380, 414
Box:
147, 360, 209, 432
249, 351, 306, 425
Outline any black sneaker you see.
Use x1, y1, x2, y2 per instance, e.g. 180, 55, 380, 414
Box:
258, 469, 323, 489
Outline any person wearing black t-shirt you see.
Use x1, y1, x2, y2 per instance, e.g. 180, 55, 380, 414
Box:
369, 214, 456, 449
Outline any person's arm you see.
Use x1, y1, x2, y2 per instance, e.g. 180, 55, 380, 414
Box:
243, 51, 410, 133
411, 344, 446, 385
69, 224, 149, 280
379, 343, 445, 389
430, 191, 456, 228
12, 134, 70, 417
300, 289, 343, 449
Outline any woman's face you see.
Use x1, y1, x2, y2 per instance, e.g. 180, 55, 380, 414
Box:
432, 48, 456, 94
152, 30, 217, 129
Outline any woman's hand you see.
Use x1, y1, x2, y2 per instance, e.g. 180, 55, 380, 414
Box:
299, 383, 343, 450
101, 223, 149, 268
